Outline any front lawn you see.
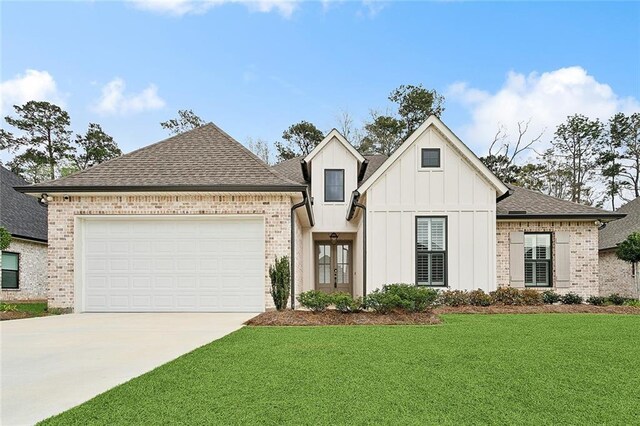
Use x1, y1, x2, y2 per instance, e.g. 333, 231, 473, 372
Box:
41, 314, 640, 425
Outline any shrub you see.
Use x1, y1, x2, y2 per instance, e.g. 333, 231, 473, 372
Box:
0, 227, 11, 251
383, 284, 437, 312
297, 290, 333, 312
561, 292, 583, 305
490, 287, 523, 305
542, 290, 561, 304
607, 293, 626, 306
586, 296, 606, 306
467, 289, 491, 306
437, 290, 469, 307
364, 290, 405, 314
623, 299, 640, 307
269, 256, 290, 311
520, 289, 543, 306
332, 292, 363, 313
0, 303, 17, 312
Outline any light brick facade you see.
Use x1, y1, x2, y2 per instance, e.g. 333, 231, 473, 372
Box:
599, 249, 639, 298
496, 220, 600, 297
1, 238, 48, 301
47, 193, 293, 310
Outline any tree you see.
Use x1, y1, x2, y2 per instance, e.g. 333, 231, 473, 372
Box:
551, 114, 603, 204
0, 101, 72, 182
617, 232, 640, 264
335, 109, 364, 149
246, 137, 272, 165
618, 113, 640, 198
6, 150, 52, 183
274, 120, 324, 161
72, 123, 122, 170
361, 113, 405, 156
389, 84, 445, 135
536, 148, 574, 200
160, 109, 205, 135
598, 114, 628, 210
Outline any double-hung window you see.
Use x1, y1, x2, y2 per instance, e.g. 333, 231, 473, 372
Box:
416, 217, 447, 286
1, 252, 19, 289
324, 169, 344, 202
524, 233, 551, 287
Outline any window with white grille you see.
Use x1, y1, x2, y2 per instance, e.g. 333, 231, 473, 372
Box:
416, 217, 447, 286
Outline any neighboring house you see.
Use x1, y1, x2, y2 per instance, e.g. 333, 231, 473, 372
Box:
16, 117, 623, 313
1, 166, 48, 301
599, 197, 640, 298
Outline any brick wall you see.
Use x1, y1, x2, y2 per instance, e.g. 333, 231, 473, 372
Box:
1, 238, 48, 301
599, 249, 639, 298
496, 220, 599, 297
47, 193, 293, 310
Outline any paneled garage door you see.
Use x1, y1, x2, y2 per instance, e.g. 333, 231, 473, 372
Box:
81, 217, 265, 312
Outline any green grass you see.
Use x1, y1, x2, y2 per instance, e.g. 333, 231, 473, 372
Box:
41, 314, 640, 425
1, 301, 48, 315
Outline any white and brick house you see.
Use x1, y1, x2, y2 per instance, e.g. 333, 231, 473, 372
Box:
16, 117, 625, 312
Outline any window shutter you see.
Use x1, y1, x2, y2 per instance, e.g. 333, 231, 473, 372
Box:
555, 231, 570, 288
509, 232, 525, 288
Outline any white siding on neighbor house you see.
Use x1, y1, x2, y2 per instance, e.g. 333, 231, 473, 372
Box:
366, 127, 498, 292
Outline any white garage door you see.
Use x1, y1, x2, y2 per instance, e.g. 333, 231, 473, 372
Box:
81, 216, 265, 312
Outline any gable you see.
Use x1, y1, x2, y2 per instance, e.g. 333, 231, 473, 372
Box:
304, 129, 365, 163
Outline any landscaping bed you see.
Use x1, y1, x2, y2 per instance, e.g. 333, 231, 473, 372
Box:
246, 309, 441, 326
434, 304, 640, 315
0, 302, 61, 321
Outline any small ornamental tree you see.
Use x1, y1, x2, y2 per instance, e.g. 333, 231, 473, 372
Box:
0, 227, 11, 250
616, 232, 640, 264
269, 256, 290, 311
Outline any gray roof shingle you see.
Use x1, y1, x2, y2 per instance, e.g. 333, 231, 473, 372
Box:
1, 166, 48, 242
599, 197, 640, 250
497, 184, 624, 220
17, 123, 304, 192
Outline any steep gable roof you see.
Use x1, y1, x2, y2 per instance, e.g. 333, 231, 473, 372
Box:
0, 166, 47, 242
497, 184, 624, 220
599, 197, 640, 250
17, 123, 305, 193
304, 129, 365, 163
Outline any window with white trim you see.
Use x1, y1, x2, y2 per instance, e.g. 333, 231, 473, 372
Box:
421, 148, 441, 168
416, 217, 447, 286
524, 233, 551, 287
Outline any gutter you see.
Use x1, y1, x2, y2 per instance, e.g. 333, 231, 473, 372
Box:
290, 187, 314, 310
14, 184, 308, 194
346, 190, 367, 297
357, 159, 369, 182
300, 160, 311, 183
496, 188, 513, 202
496, 213, 626, 221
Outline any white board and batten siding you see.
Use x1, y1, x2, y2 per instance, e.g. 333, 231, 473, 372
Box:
367, 127, 498, 292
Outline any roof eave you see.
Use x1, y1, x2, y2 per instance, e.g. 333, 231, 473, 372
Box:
497, 213, 626, 220
15, 184, 308, 194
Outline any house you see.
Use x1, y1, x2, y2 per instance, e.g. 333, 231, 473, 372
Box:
1, 166, 48, 301
599, 197, 640, 298
16, 117, 623, 312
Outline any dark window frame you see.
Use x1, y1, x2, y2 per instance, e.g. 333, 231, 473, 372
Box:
1, 251, 20, 290
421, 148, 441, 168
524, 232, 553, 288
324, 169, 345, 202
415, 216, 448, 287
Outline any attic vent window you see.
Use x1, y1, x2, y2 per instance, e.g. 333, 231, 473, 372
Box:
508, 210, 527, 215
421, 148, 441, 168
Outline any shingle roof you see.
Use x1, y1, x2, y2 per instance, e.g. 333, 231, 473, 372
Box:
0, 166, 48, 242
599, 197, 640, 250
271, 154, 388, 185
497, 184, 624, 220
17, 123, 305, 192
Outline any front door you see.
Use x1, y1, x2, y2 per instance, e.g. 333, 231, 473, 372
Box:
315, 242, 352, 294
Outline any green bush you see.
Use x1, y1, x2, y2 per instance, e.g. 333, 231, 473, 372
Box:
0, 227, 11, 251
437, 290, 469, 307
623, 299, 640, 307
520, 289, 543, 306
382, 284, 437, 312
542, 290, 561, 304
467, 289, 491, 306
561, 292, 583, 305
586, 296, 606, 306
490, 287, 523, 305
332, 292, 363, 313
297, 290, 333, 312
0, 302, 17, 312
269, 256, 290, 311
364, 290, 405, 314
616, 232, 640, 263
607, 293, 626, 306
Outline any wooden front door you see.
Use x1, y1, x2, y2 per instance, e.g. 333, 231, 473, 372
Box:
315, 242, 352, 295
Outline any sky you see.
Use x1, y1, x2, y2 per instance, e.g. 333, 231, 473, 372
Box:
1, 0, 639, 163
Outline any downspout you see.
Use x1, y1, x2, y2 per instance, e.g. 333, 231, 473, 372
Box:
291, 189, 313, 310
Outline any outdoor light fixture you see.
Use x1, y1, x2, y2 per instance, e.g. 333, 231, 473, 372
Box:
329, 232, 338, 244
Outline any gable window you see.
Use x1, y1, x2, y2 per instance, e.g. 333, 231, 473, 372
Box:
421, 148, 441, 168
324, 169, 344, 202
2, 252, 19, 289
524, 233, 551, 287
416, 217, 447, 286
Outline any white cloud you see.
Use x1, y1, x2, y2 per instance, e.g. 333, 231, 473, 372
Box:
92, 78, 165, 115
0, 69, 66, 115
130, 0, 299, 18
448, 66, 640, 156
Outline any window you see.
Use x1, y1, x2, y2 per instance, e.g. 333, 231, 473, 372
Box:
416, 217, 447, 286
324, 169, 344, 202
524, 233, 551, 287
2, 252, 19, 289
421, 148, 441, 168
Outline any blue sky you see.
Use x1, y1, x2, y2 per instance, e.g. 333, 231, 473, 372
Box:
2, 1, 639, 160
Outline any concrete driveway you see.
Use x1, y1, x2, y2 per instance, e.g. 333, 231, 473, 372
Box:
0, 312, 256, 425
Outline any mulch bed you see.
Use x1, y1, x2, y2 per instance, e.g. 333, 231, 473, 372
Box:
433, 305, 640, 315
0, 311, 37, 321
245, 310, 442, 326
